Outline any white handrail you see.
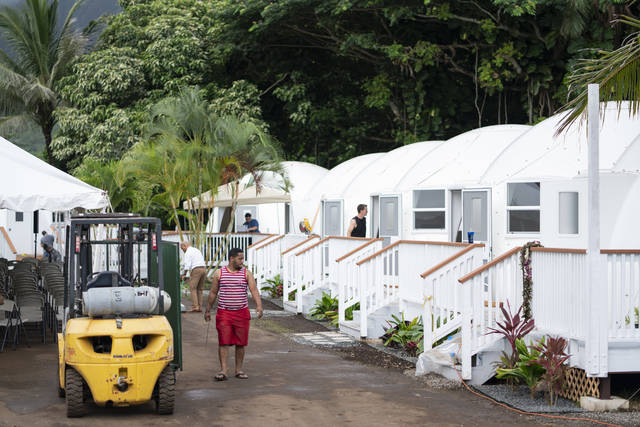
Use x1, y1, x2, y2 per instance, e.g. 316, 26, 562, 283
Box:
530, 249, 588, 341
281, 236, 320, 310
336, 239, 383, 327
459, 246, 522, 380
605, 251, 640, 339
421, 244, 485, 350
355, 241, 471, 338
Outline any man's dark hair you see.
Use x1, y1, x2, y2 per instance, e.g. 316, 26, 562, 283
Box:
244, 212, 251, 218
229, 247, 244, 259
41, 230, 47, 236
357, 204, 367, 213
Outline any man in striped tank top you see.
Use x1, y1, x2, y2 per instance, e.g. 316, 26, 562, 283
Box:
204, 248, 263, 381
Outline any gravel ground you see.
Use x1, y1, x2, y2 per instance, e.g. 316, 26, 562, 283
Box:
474, 384, 584, 413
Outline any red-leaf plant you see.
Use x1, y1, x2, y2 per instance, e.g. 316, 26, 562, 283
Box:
531, 336, 570, 406
487, 301, 535, 369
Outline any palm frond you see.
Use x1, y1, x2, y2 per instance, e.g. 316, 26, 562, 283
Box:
557, 16, 640, 134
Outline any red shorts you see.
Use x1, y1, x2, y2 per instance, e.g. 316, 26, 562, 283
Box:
216, 308, 250, 346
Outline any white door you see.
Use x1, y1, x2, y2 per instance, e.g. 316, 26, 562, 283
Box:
462, 189, 490, 245
379, 195, 400, 239
323, 200, 343, 236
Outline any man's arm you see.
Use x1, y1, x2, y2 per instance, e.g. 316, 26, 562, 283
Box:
246, 270, 263, 318
204, 269, 221, 322
247, 220, 259, 232
346, 218, 356, 237
180, 249, 191, 280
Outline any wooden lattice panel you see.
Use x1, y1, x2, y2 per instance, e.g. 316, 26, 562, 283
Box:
560, 367, 600, 402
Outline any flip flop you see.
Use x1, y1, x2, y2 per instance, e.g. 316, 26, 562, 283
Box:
235, 372, 248, 379
188, 307, 202, 312
214, 373, 228, 381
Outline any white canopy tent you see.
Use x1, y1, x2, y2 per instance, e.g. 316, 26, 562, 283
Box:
0, 136, 109, 211
184, 161, 328, 209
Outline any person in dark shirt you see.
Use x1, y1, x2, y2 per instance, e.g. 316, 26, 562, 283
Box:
242, 213, 260, 233
347, 204, 367, 237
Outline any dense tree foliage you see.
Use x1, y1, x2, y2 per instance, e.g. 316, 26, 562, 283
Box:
52, 0, 638, 171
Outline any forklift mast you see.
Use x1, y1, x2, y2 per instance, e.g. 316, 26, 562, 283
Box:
65, 214, 164, 319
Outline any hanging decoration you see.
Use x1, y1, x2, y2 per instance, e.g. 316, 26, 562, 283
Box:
520, 240, 543, 321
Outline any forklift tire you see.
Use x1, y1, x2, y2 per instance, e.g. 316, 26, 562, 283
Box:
65, 368, 89, 417
57, 367, 65, 398
155, 366, 175, 415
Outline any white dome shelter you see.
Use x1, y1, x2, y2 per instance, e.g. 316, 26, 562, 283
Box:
298, 153, 385, 236
340, 141, 445, 238
373, 125, 532, 247
480, 102, 640, 252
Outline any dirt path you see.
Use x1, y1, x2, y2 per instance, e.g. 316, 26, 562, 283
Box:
0, 303, 563, 426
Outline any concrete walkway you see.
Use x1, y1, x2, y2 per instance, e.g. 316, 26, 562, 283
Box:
0, 310, 559, 426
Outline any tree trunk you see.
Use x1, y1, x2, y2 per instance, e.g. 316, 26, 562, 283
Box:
42, 125, 54, 164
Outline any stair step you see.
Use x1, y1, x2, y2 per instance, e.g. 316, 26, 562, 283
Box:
283, 300, 297, 313
339, 320, 361, 339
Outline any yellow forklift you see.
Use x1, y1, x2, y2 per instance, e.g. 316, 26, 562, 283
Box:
57, 214, 182, 417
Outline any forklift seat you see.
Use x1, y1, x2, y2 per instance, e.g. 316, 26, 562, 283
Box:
86, 271, 132, 289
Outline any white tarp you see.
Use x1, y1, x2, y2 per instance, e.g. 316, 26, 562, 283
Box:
0, 136, 109, 211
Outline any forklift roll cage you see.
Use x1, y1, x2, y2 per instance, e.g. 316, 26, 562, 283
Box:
65, 213, 164, 319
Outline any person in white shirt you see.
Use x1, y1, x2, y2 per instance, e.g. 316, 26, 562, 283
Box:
180, 241, 206, 312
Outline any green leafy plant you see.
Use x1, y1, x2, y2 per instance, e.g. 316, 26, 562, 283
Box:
625, 307, 639, 327
382, 314, 424, 356
496, 337, 545, 398
260, 274, 283, 298
532, 336, 570, 406
310, 292, 338, 321
345, 302, 360, 321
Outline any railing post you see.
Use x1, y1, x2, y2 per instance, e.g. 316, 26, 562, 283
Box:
296, 255, 303, 314
461, 279, 472, 380
360, 263, 368, 339
338, 265, 346, 324
423, 280, 433, 351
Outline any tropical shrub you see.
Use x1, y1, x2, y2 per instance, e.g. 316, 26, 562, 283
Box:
260, 274, 283, 298
496, 337, 545, 398
310, 292, 338, 321
532, 336, 570, 406
382, 314, 424, 356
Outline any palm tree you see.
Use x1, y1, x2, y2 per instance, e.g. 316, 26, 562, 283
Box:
0, 0, 87, 162
558, 16, 640, 133
128, 87, 285, 269
209, 115, 285, 264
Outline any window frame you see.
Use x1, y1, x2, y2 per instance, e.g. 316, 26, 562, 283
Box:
412, 189, 446, 231
506, 182, 541, 234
